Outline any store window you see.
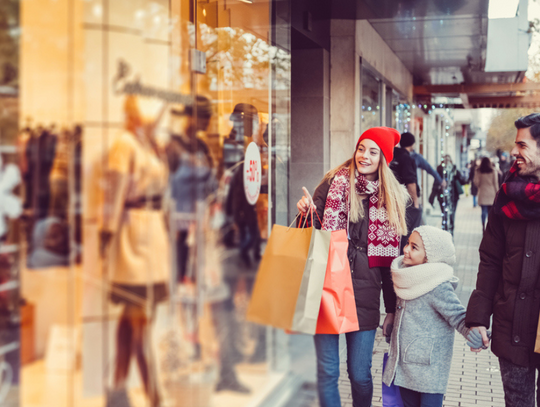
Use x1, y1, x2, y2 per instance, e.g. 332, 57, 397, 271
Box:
361, 67, 381, 131
392, 92, 410, 134
0, 1, 292, 407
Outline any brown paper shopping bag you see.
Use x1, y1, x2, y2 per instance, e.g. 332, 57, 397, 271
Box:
246, 224, 313, 330
290, 227, 332, 334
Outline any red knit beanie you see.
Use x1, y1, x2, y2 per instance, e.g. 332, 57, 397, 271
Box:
355, 127, 401, 164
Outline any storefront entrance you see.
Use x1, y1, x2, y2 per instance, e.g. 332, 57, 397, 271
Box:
0, 0, 292, 406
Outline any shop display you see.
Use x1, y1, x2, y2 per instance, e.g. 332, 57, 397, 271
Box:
1, 0, 292, 406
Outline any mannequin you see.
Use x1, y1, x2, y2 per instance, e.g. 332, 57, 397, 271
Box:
101, 95, 169, 407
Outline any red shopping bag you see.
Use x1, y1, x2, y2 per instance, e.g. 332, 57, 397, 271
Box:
315, 229, 359, 334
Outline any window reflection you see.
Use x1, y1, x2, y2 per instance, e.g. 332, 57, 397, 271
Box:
361, 68, 381, 131
20, 125, 82, 269
3, 0, 292, 407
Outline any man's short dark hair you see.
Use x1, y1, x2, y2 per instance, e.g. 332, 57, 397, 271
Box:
400, 132, 416, 148
515, 113, 540, 147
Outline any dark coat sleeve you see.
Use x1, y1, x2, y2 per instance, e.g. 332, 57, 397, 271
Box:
465, 210, 506, 328
381, 267, 396, 313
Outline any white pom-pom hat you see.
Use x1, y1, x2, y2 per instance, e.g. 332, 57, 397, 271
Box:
412, 225, 456, 265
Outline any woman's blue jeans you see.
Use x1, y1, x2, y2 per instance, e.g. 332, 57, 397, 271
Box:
313, 329, 377, 407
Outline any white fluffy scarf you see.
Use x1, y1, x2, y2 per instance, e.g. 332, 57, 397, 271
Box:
391, 256, 455, 300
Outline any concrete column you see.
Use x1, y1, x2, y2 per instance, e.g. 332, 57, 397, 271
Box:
329, 19, 359, 169
289, 47, 330, 216
385, 85, 393, 127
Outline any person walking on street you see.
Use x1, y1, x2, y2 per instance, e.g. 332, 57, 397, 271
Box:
498, 150, 513, 186
473, 157, 499, 232
390, 132, 421, 252
297, 127, 408, 407
469, 159, 479, 207
430, 155, 466, 236
466, 113, 540, 407
383, 226, 477, 407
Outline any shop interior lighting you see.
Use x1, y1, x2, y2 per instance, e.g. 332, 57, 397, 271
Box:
239, 0, 253, 3
488, 0, 519, 19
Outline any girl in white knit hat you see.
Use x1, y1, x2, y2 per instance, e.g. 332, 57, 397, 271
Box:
382, 225, 480, 407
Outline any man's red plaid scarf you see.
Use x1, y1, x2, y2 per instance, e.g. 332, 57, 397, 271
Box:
493, 163, 540, 220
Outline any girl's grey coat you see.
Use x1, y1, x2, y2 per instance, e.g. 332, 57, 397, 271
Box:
382, 277, 469, 394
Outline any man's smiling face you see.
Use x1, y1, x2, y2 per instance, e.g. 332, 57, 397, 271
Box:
511, 127, 540, 180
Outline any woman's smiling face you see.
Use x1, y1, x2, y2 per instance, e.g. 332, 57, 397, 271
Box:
355, 138, 381, 181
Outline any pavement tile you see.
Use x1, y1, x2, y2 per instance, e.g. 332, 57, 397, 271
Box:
286, 197, 506, 407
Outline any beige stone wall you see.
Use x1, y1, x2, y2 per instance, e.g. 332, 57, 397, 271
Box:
355, 20, 413, 101
329, 20, 359, 168
328, 19, 413, 168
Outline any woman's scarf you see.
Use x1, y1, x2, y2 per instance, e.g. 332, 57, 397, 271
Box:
493, 163, 540, 220
390, 256, 455, 300
322, 167, 399, 267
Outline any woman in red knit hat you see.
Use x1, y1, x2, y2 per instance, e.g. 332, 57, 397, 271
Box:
297, 126, 408, 407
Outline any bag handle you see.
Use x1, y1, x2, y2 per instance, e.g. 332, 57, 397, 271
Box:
287, 211, 314, 229
310, 206, 322, 227
288, 213, 301, 230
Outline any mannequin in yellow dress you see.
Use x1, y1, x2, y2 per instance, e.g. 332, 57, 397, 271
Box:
101, 96, 169, 407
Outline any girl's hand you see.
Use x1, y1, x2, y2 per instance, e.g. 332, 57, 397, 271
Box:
467, 327, 491, 352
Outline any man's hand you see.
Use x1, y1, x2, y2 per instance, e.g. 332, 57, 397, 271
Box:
468, 326, 490, 352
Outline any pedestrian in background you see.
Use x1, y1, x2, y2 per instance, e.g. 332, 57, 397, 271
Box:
297, 127, 408, 407
432, 155, 466, 236
498, 150, 513, 186
390, 132, 421, 253
466, 113, 540, 407
473, 157, 499, 232
469, 159, 479, 207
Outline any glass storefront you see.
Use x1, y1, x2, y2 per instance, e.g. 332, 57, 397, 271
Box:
392, 92, 410, 134
0, 0, 292, 406
361, 67, 381, 131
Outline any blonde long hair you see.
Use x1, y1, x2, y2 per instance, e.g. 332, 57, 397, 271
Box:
321, 153, 409, 236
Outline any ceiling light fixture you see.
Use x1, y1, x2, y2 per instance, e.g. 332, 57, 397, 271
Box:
239, 0, 253, 4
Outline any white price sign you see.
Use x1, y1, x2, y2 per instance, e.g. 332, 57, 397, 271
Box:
243, 142, 262, 205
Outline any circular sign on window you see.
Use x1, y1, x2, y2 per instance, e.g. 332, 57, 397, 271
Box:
243, 142, 262, 205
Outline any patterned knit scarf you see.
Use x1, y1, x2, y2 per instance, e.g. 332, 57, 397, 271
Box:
322, 167, 399, 267
493, 163, 540, 220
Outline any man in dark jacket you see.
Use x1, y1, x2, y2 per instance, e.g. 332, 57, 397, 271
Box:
466, 113, 540, 407
390, 132, 421, 252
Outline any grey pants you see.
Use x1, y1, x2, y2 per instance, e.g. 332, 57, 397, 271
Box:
500, 358, 540, 407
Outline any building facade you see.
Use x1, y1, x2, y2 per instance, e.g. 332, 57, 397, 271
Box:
0, 1, 530, 406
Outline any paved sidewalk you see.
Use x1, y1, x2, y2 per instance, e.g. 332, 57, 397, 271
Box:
339, 195, 505, 406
